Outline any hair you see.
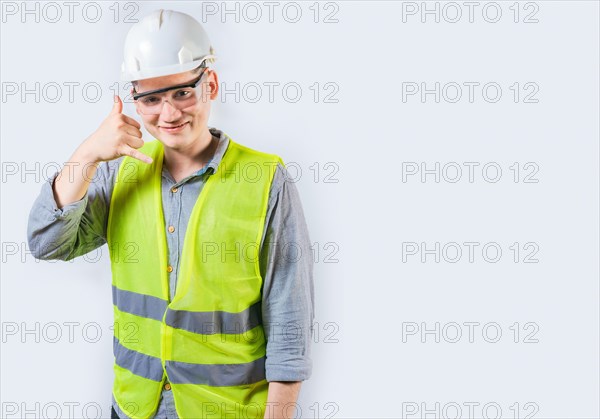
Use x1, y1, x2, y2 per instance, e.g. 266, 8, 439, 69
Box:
131, 46, 215, 90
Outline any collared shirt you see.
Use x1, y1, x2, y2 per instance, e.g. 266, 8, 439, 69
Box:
27, 127, 315, 419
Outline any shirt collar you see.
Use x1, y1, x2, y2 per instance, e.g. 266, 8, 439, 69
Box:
204, 126, 230, 176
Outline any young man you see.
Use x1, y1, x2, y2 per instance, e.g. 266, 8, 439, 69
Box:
27, 9, 314, 419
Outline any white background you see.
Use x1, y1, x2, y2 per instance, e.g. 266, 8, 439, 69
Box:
1, 1, 599, 418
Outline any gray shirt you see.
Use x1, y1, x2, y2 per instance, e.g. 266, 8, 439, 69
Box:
26, 127, 314, 418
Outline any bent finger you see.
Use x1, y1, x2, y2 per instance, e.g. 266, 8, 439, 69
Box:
121, 114, 141, 129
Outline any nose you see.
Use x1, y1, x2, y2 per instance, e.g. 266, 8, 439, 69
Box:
159, 99, 183, 122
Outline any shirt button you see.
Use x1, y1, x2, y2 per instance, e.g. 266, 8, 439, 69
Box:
167, 265, 173, 273
164, 382, 171, 391
171, 187, 178, 193
168, 225, 175, 233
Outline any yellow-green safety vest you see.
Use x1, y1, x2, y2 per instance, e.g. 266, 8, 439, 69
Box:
107, 137, 284, 418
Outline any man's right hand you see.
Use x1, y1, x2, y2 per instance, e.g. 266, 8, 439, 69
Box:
51, 96, 152, 209
81, 95, 153, 164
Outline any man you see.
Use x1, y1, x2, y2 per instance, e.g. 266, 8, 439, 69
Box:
26, 9, 314, 419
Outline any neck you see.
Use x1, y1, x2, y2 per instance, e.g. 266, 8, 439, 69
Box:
162, 129, 216, 182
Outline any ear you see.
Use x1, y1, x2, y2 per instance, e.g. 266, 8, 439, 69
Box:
207, 69, 219, 100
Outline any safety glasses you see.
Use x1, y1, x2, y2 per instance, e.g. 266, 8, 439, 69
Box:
133, 67, 209, 115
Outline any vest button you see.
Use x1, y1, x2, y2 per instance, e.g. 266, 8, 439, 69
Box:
171, 187, 178, 193
167, 265, 173, 273
168, 225, 175, 233
164, 382, 171, 391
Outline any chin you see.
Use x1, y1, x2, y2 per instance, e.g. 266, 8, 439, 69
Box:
158, 132, 195, 149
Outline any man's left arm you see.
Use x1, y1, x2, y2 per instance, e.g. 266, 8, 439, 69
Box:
260, 162, 315, 417
265, 381, 302, 418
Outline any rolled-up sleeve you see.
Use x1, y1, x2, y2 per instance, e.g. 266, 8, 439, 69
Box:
260, 163, 315, 382
26, 159, 120, 261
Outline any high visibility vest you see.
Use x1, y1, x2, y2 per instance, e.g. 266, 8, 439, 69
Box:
107, 137, 283, 418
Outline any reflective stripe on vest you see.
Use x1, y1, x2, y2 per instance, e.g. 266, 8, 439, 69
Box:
107, 137, 282, 418
113, 284, 262, 334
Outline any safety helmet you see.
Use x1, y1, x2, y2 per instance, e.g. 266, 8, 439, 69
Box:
120, 9, 216, 82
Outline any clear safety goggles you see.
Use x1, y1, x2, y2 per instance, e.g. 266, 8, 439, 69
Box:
132, 67, 209, 115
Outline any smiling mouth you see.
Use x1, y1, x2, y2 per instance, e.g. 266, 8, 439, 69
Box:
161, 122, 188, 128
160, 122, 189, 132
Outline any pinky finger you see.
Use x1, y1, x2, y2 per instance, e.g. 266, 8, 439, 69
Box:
121, 145, 153, 164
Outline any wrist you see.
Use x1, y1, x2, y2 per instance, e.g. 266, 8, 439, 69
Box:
73, 139, 101, 165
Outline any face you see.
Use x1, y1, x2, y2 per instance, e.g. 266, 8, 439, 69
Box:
132, 68, 219, 150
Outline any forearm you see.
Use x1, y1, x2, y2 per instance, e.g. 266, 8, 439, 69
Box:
53, 145, 100, 209
264, 381, 302, 419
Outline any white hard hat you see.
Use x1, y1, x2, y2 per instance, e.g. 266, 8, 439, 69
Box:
120, 9, 216, 82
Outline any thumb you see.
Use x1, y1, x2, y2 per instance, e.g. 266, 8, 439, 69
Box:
111, 95, 123, 115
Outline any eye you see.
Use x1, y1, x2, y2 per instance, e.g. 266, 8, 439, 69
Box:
140, 96, 160, 105
174, 89, 192, 99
